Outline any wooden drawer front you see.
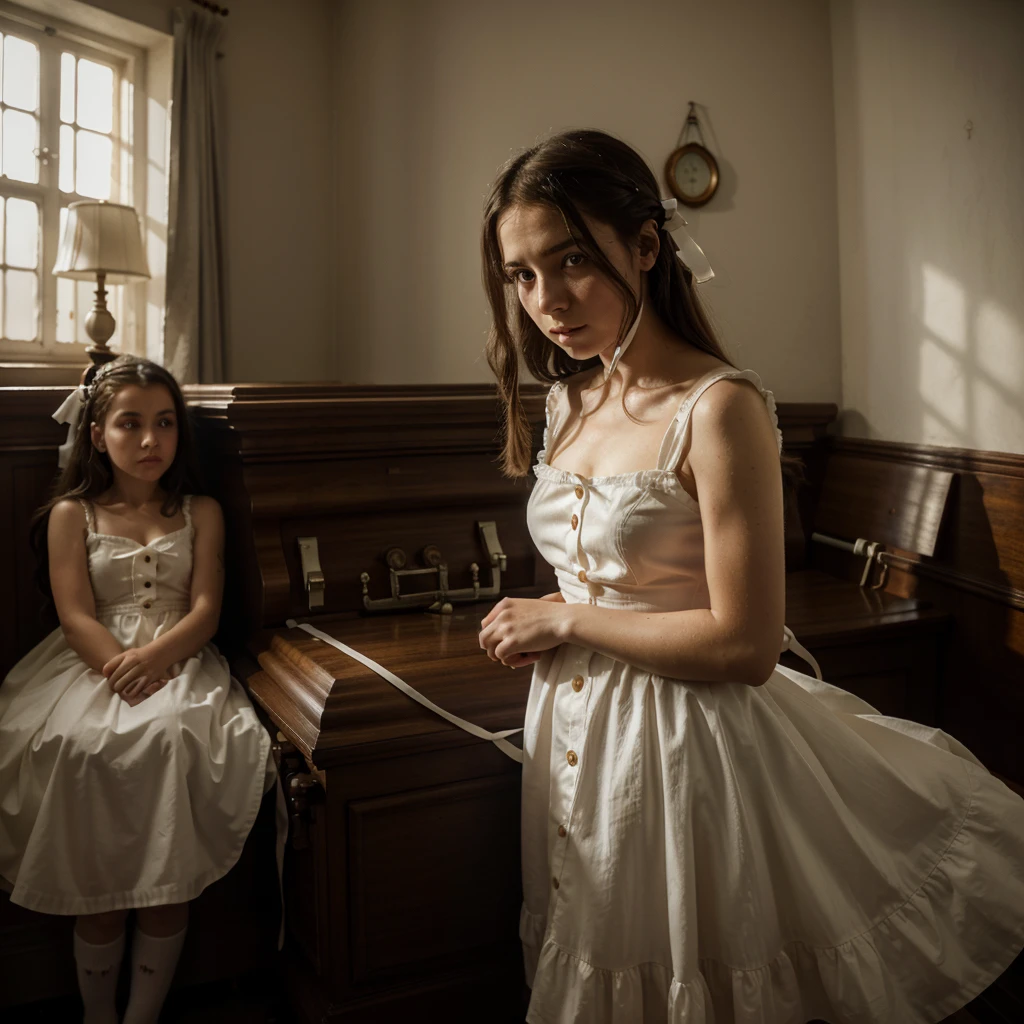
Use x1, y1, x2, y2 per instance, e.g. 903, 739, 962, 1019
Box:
347, 774, 522, 984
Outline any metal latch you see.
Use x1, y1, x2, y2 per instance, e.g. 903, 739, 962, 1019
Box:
297, 536, 325, 609
359, 520, 507, 615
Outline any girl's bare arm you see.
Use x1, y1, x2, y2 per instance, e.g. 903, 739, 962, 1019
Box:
48, 500, 124, 673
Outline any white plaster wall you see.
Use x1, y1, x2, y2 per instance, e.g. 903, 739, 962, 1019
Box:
333, 0, 841, 398
831, 0, 1024, 454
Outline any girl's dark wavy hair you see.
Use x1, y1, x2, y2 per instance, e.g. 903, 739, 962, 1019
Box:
30, 355, 201, 607
482, 128, 736, 478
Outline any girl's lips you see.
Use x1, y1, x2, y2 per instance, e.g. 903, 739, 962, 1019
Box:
139, 456, 163, 464
550, 325, 585, 339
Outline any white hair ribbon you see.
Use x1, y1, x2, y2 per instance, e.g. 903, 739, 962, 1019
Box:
53, 386, 88, 469
660, 197, 715, 284
604, 301, 644, 381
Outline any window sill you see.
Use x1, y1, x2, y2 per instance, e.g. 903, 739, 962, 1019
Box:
0, 362, 87, 387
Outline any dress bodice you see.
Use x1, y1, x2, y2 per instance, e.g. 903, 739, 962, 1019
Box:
527, 369, 782, 612
81, 496, 194, 620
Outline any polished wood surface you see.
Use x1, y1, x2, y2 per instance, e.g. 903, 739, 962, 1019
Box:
251, 611, 527, 767
814, 451, 953, 556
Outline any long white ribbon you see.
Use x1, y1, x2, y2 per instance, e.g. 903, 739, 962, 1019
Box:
782, 626, 823, 680
285, 619, 525, 762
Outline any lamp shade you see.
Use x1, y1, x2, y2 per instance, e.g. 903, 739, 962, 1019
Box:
53, 201, 150, 283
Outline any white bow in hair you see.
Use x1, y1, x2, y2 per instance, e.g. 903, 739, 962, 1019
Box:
53, 386, 88, 469
660, 198, 715, 284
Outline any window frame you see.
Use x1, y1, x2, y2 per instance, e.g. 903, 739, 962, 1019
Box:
0, 4, 148, 365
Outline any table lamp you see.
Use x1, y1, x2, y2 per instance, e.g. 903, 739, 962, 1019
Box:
52, 200, 151, 368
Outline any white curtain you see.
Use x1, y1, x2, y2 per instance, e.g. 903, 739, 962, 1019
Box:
164, 7, 226, 384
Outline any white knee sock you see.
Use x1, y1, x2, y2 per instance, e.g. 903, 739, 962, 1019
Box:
122, 926, 187, 1024
74, 931, 125, 1024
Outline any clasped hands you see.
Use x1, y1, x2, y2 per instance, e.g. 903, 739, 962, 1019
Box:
102, 646, 172, 707
478, 593, 572, 669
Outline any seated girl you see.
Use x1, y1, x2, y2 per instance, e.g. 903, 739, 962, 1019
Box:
0, 355, 276, 1024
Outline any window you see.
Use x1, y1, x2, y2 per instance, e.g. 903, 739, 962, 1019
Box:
0, 8, 147, 364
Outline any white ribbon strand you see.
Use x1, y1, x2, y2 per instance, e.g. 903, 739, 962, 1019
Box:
53, 387, 87, 469
661, 197, 715, 284
285, 619, 525, 762
604, 301, 644, 381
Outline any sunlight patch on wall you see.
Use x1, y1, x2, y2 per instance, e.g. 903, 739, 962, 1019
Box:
921, 262, 966, 352
919, 336, 967, 434
975, 299, 1024, 386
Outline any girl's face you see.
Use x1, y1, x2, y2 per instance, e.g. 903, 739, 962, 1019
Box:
90, 383, 179, 486
497, 203, 656, 363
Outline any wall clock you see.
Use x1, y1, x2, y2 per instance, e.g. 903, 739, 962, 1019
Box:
665, 141, 719, 208
664, 102, 719, 208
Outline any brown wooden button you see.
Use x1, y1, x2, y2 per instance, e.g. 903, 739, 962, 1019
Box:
571, 674, 584, 692
574, 485, 584, 499
557, 825, 567, 838
144, 555, 151, 563
577, 570, 587, 583
143, 601, 151, 609
144, 581, 152, 588
552, 876, 560, 889
570, 514, 578, 530
566, 750, 578, 767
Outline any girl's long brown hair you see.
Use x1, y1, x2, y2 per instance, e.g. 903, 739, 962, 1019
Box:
30, 355, 201, 607
482, 129, 735, 477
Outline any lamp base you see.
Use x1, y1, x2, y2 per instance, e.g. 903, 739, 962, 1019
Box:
84, 272, 117, 370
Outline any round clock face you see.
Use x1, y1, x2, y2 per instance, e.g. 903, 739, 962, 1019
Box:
675, 151, 712, 199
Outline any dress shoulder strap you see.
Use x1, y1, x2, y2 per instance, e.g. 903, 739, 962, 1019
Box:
656, 368, 783, 472
538, 381, 568, 464
78, 498, 96, 533
181, 494, 193, 528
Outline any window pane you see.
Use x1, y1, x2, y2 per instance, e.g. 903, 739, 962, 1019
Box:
5, 198, 38, 269
2, 108, 40, 183
75, 129, 112, 199
56, 275, 76, 342
5, 269, 39, 341
2, 35, 39, 112
77, 59, 113, 133
59, 124, 75, 192
61, 52, 76, 123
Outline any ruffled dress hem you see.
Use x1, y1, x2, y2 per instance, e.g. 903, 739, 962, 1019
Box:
521, 761, 1024, 1024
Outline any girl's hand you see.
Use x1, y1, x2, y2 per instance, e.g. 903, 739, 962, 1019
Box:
103, 647, 173, 699
479, 594, 572, 669
120, 679, 168, 707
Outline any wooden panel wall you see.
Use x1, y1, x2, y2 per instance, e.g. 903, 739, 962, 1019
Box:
810, 437, 1024, 785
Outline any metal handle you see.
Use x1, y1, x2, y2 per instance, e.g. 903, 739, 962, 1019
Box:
297, 536, 325, 609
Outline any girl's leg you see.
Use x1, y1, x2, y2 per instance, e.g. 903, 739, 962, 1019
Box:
74, 910, 129, 1024
122, 902, 189, 1024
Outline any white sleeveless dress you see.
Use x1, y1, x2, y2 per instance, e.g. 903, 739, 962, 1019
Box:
0, 496, 276, 915
521, 368, 1024, 1024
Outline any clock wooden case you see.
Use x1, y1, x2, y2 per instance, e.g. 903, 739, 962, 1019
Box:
665, 141, 719, 208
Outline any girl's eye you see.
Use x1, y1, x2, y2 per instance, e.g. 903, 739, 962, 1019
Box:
509, 253, 586, 285
159, 418, 176, 428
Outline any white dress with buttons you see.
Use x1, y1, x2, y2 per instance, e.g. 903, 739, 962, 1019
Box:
521, 368, 1024, 1023
0, 496, 275, 915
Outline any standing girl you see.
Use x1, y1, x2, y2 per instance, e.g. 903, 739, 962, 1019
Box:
478, 130, 1024, 1023
0, 355, 276, 1024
